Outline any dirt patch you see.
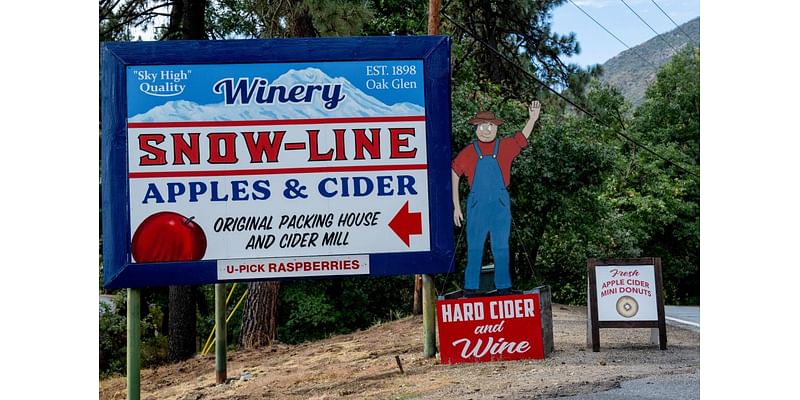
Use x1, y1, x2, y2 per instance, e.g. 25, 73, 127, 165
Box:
99, 304, 699, 399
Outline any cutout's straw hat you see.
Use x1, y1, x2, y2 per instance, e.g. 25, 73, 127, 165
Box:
468, 111, 504, 126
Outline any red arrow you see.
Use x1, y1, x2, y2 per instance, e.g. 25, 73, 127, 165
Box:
388, 201, 423, 247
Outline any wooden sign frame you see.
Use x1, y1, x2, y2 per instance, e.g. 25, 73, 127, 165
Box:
587, 257, 666, 352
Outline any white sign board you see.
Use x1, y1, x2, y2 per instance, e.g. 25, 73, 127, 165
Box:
594, 265, 658, 321
124, 61, 431, 279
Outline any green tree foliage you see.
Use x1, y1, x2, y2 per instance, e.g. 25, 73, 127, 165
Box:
635, 47, 700, 166
363, 0, 428, 35
208, 0, 374, 39
278, 276, 413, 343
99, 292, 169, 377
99, 0, 174, 41
99, 299, 127, 377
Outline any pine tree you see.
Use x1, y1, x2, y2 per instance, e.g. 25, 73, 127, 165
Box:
444, 0, 594, 98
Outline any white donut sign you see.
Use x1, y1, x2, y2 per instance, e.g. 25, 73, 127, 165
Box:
587, 258, 667, 352
595, 265, 657, 321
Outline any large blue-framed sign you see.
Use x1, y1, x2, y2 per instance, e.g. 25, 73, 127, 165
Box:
102, 36, 453, 289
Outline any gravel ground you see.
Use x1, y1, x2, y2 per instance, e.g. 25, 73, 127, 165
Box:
99, 304, 699, 400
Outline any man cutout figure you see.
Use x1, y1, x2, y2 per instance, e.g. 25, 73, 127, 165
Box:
451, 101, 541, 296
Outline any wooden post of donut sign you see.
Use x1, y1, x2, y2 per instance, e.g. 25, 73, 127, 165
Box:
587, 258, 667, 352
436, 293, 544, 364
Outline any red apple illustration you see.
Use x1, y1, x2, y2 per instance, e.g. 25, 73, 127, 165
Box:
131, 211, 207, 263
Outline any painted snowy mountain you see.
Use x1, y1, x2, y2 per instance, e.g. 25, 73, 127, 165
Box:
129, 68, 424, 122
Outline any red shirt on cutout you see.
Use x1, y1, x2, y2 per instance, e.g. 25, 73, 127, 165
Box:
451, 131, 528, 188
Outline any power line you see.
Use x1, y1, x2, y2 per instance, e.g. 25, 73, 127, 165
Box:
619, 0, 680, 54
566, 0, 659, 71
440, 12, 699, 178
649, 0, 698, 45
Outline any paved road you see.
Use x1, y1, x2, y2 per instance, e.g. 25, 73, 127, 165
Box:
556, 373, 699, 400
664, 305, 700, 332
554, 306, 700, 399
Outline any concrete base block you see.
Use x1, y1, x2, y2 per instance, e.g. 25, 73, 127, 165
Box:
530, 285, 554, 357
650, 328, 660, 345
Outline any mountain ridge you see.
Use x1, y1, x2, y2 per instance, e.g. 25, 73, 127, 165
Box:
599, 16, 699, 107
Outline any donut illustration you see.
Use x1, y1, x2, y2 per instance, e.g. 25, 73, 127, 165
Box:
616, 296, 639, 318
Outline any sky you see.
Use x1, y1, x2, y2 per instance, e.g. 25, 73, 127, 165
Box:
130, 1, 699, 70
550, 0, 700, 67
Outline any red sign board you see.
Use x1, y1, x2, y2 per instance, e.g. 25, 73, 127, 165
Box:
436, 293, 544, 364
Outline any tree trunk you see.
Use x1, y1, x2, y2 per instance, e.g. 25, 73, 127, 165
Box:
289, 0, 317, 37
166, 0, 206, 362
240, 281, 280, 349
181, 0, 206, 39
412, 275, 422, 315
168, 285, 196, 361
161, 0, 184, 39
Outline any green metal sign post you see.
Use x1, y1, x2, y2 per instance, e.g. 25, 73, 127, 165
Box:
215, 283, 227, 384
422, 274, 437, 357
127, 288, 141, 400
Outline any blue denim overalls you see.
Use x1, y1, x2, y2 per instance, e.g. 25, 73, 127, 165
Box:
464, 140, 511, 290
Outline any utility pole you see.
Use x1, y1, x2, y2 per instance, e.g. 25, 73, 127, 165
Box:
429, 0, 441, 34
422, 0, 442, 359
